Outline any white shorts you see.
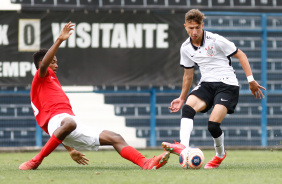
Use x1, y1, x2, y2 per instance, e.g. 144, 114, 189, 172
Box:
48, 113, 103, 151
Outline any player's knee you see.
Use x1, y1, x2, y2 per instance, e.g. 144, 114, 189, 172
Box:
61, 118, 77, 133
208, 121, 222, 138
112, 133, 126, 144
182, 105, 196, 119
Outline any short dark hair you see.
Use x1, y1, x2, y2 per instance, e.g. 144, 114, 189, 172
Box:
185, 9, 206, 24
33, 49, 48, 70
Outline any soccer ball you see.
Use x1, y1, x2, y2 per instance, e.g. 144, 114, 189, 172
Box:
179, 147, 204, 169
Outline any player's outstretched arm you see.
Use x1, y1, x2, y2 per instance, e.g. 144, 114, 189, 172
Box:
233, 49, 266, 99
39, 21, 75, 78
63, 144, 89, 165
169, 68, 194, 112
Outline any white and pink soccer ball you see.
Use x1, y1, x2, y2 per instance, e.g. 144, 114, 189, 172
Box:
179, 147, 204, 169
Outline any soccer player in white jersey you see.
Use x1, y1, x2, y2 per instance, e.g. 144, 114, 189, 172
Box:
162, 9, 265, 169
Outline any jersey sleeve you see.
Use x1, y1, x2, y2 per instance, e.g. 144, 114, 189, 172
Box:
216, 35, 238, 57
180, 46, 194, 69
35, 68, 51, 82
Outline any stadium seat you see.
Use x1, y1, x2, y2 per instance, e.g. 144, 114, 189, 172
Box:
104, 94, 150, 104
0, 94, 30, 104
17, 107, 34, 116
277, 0, 282, 6
228, 129, 248, 137
57, 0, 77, 5
210, 17, 230, 27
0, 107, 15, 116
233, 0, 252, 6
168, 0, 187, 6
124, 0, 144, 6
34, 0, 54, 5
190, 0, 209, 6
11, 0, 31, 4
211, 0, 231, 6
157, 94, 179, 104
126, 118, 150, 127
232, 18, 253, 28
255, 0, 273, 6
147, 0, 165, 6
138, 106, 152, 116
14, 130, 35, 139
136, 129, 150, 138
191, 129, 204, 137
274, 83, 282, 90
235, 106, 249, 115
80, 0, 100, 6
115, 106, 136, 116
103, 0, 122, 6
0, 119, 35, 128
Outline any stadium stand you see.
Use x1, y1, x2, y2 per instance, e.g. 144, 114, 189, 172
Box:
10, 0, 282, 12
0, 87, 38, 147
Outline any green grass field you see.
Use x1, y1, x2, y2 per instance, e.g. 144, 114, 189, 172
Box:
0, 149, 281, 184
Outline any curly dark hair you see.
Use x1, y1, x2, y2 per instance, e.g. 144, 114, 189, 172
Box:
33, 49, 48, 70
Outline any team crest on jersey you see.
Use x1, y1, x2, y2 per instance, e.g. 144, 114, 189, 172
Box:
205, 46, 215, 57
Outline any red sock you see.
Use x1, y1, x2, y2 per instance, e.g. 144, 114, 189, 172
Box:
33, 134, 63, 162
120, 146, 147, 167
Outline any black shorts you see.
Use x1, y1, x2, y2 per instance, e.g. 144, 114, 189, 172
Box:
189, 82, 240, 114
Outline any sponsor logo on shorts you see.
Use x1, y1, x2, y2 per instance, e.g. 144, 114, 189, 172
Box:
221, 98, 228, 101
191, 85, 200, 92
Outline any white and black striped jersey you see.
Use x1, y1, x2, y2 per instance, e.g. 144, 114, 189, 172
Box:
180, 30, 239, 86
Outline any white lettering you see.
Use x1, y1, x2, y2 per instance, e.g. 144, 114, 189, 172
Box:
0, 61, 34, 77
143, 24, 157, 48
68, 23, 76, 48
91, 23, 99, 48
51, 22, 169, 49
52, 23, 66, 47
0, 25, 9, 45
3, 62, 19, 77
20, 62, 31, 77
18, 19, 40, 51
157, 24, 169, 48
111, 24, 127, 48
100, 23, 114, 48
127, 24, 142, 48
0, 63, 2, 77
77, 22, 91, 48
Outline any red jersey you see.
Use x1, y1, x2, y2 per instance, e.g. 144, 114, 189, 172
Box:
30, 68, 74, 134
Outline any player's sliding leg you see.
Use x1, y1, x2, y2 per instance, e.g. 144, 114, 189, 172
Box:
19, 119, 76, 170
99, 130, 170, 170
19, 134, 62, 170
162, 105, 195, 155
204, 121, 226, 169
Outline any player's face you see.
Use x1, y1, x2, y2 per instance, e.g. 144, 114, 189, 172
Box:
49, 56, 58, 74
184, 21, 204, 44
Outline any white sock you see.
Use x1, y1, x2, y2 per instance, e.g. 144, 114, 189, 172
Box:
213, 132, 225, 158
180, 118, 193, 147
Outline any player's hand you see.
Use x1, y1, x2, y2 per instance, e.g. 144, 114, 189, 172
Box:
69, 149, 89, 165
59, 21, 75, 41
249, 80, 266, 99
169, 98, 185, 113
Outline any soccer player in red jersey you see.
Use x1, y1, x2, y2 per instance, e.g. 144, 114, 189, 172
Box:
19, 22, 170, 170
